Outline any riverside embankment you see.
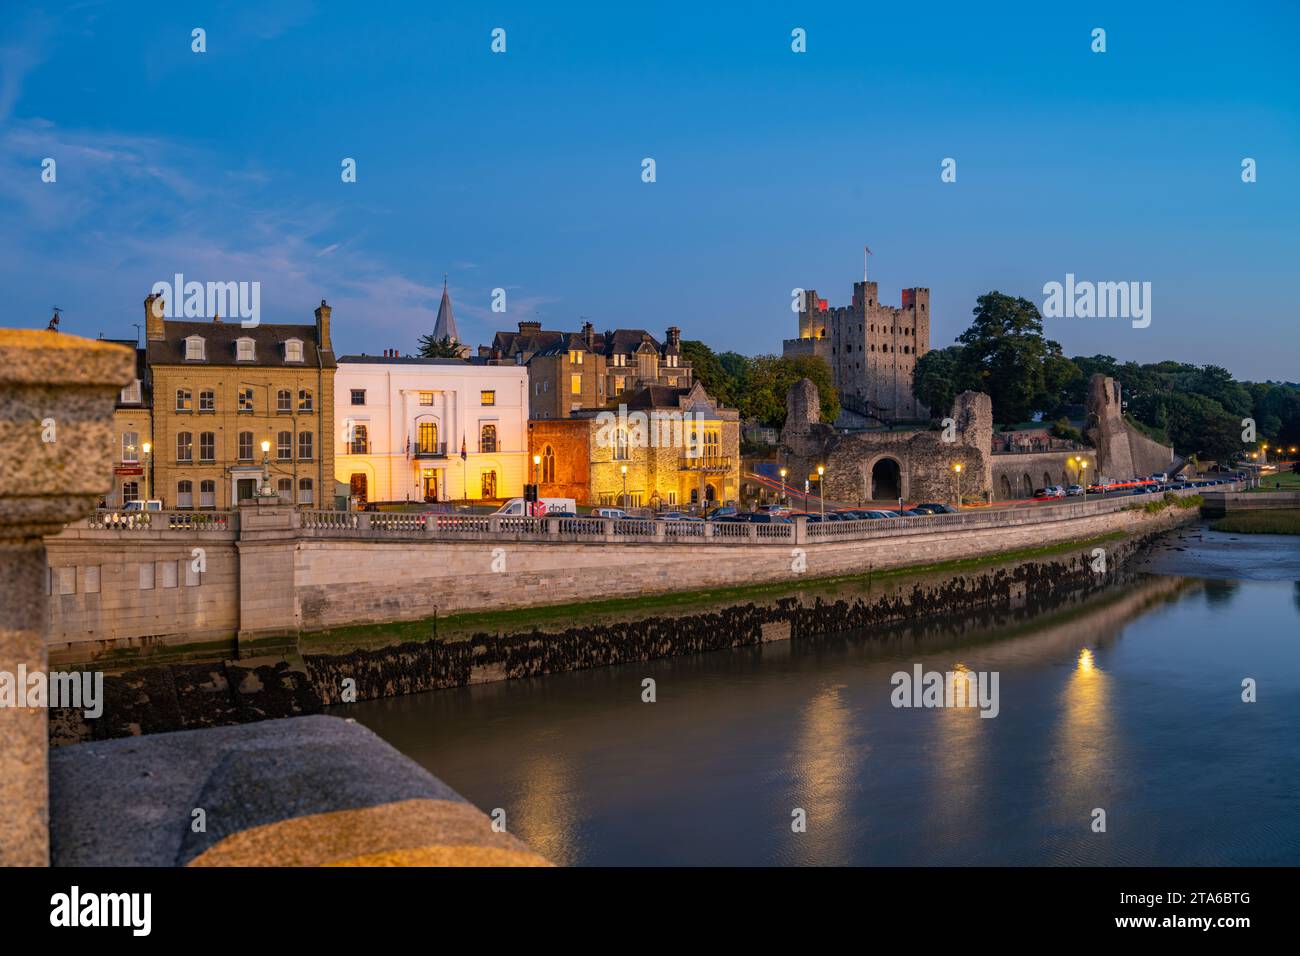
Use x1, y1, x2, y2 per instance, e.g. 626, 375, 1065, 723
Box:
48, 503, 1202, 745
45, 485, 1219, 665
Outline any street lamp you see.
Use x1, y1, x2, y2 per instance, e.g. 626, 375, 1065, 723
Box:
779, 467, 787, 506
953, 462, 963, 507
1079, 460, 1087, 499
620, 463, 628, 509
259, 440, 273, 497
532, 453, 541, 517
142, 442, 152, 501
816, 464, 825, 517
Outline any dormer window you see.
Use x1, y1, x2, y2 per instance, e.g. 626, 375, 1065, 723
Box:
284, 338, 304, 363
235, 337, 256, 362
613, 353, 626, 367
184, 336, 206, 361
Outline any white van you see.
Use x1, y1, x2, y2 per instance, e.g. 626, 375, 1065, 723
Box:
491, 497, 577, 516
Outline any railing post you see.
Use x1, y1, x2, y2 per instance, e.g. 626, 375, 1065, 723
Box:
358, 513, 371, 531
546, 516, 560, 536
654, 519, 666, 542
703, 520, 714, 539
602, 517, 616, 542
489, 516, 501, 534
792, 514, 808, 545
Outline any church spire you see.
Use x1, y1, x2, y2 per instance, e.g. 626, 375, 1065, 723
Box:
433, 275, 459, 343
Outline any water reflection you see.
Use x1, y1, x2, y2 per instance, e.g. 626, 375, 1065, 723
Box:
345, 535, 1300, 866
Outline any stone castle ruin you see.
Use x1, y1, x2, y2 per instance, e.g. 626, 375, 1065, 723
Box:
779, 373, 1176, 504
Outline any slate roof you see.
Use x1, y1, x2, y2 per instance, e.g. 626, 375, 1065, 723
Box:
146, 321, 335, 368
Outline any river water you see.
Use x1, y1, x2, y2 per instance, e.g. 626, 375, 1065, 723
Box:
346, 527, 1300, 865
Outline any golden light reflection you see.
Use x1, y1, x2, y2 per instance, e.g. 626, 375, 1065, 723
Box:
790, 683, 859, 865
1049, 644, 1113, 818
511, 751, 579, 867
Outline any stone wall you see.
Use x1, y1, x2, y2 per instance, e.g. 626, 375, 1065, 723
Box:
1085, 373, 1175, 478
991, 450, 1096, 499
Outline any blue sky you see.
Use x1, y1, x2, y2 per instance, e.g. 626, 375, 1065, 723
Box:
3, 1, 1298, 379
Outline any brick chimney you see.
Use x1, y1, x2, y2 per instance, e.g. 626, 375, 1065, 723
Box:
665, 326, 681, 348
144, 292, 165, 341
582, 321, 595, 349
517, 320, 542, 334
314, 299, 332, 351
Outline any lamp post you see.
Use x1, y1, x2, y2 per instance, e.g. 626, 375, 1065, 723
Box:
532, 453, 541, 517
1079, 460, 1087, 499
779, 466, 787, 507
953, 462, 963, 507
620, 463, 628, 509
259, 440, 273, 497
142, 441, 152, 502
816, 464, 825, 517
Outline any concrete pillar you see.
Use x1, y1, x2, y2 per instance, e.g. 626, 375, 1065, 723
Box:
0, 330, 132, 866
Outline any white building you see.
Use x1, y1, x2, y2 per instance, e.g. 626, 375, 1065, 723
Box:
334, 355, 529, 505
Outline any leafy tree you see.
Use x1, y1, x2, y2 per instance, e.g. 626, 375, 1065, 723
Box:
954, 292, 1080, 424
417, 334, 465, 358
680, 340, 739, 407
742, 354, 839, 428
912, 345, 968, 418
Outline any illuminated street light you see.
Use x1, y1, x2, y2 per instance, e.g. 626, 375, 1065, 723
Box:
621, 463, 628, 509
953, 462, 963, 507
817, 465, 825, 517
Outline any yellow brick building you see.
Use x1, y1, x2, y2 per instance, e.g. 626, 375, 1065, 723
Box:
143, 294, 337, 510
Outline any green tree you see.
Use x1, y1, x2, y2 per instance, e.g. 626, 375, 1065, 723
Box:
742, 354, 839, 428
680, 340, 739, 407
416, 334, 465, 359
955, 292, 1079, 424
911, 345, 968, 418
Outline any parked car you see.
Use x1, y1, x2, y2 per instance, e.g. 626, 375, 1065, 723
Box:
747, 512, 793, 524
1151, 472, 1169, 483
912, 502, 956, 514
661, 511, 703, 522
705, 505, 738, 520
592, 507, 627, 519
1066, 485, 1085, 497
493, 497, 576, 516
123, 499, 164, 512
1043, 485, 1067, 498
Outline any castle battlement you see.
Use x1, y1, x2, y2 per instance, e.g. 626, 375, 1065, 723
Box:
785, 276, 932, 422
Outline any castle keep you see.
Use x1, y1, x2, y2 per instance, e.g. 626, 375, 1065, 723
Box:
783, 278, 931, 422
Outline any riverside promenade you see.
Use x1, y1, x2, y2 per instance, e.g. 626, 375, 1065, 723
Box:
45, 484, 1226, 663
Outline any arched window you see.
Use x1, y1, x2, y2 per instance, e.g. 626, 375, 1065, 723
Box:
614, 427, 630, 461
199, 389, 215, 412
350, 424, 368, 455
199, 432, 215, 462
480, 423, 497, 453
277, 431, 292, 460
277, 478, 293, 502
175, 388, 192, 412
277, 389, 292, 413
176, 480, 194, 509
298, 388, 313, 412
542, 445, 555, 483
298, 431, 314, 460
176, 432, 193, 462
200, 480, 215, 509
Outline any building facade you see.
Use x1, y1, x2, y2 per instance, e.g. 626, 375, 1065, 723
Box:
333, 356, 529, 505
106, 341, 152, 506
144, 295, 337, 510
783, 278, 931, 422
528, 382, 740, 509
482, 321, 692, 419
